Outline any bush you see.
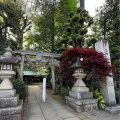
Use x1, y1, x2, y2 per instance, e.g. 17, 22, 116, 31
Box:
90, 87, 106, 109
56, 84, 62, 93
60, 86, 69, 98
12, 78, 28, 101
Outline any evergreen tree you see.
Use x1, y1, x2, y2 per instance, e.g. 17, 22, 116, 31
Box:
0, 0, 32, 49
25, 0, 78, 53
96, 0, 120, 76
56, 8, 93, 52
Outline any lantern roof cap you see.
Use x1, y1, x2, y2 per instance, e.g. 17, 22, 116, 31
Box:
3, 46, 12, 57
0, 47, 18, 64
71, 58, 83, 68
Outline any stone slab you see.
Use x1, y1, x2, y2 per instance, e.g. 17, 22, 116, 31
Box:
67, 100, 83, 113
66, 96, 98, 105
0, 113, 21, 120
105, 105, 120, 114
69, 91, 93, 99
0, 100, 23, 116
57, 108, 75, 119
0, 89, 16, 98
66, 100, 98, 113
27, 115, 45, 120
64, 117, 80, 120
99, 77, 116, 106
0, 94, 19, 108
72, 86, 89, 92
0, 78, 13, 89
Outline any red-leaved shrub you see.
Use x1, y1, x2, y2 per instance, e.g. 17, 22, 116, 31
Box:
58, 48, 115, 81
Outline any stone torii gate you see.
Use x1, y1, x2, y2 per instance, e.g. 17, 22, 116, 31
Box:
13, 50, 62, 93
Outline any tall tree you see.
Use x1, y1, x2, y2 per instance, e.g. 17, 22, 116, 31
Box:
96, 0, 120, 76
0, 0, 32, 49
26, 0, 78, 53
55, 8, 93, 52
80, 0, 85, 9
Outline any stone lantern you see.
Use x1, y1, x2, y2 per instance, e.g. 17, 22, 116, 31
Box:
71, 58, 89, 92
0, 47, 18, 89
65, 58, 98, 113
0, 47, 22, 120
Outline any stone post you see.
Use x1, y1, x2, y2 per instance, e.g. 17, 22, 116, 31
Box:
95, 39, 116, 106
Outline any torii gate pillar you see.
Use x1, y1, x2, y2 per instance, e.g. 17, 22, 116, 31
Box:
20, 53, 25, 80
51, 57, 56, 93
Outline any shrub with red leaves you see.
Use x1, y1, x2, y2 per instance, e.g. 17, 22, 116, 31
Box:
58, 48, 115, 81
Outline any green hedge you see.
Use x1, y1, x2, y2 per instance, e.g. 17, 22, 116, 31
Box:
12, 78, 28, 101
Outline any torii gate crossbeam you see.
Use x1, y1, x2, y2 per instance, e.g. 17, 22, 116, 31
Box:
13, 50, 62, 93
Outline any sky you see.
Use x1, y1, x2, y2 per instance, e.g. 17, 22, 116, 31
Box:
85, 0, 105, 16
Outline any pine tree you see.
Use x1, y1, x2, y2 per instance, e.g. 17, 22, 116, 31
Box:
56, 8, 93, 52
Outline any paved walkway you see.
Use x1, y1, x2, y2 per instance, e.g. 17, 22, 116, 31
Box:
22, 85, 120, 120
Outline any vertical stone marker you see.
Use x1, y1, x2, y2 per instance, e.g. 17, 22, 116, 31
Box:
0, 47, 23, 120
95, 39, 116, 106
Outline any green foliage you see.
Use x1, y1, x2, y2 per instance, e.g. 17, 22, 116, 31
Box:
11, 78, 28, 101
90, 87, 106, 110
86, 19, 102, 48
56, 84, 62, 93
60, 86, 69, 98
0, 0, 32, 49
56, 8, 93, 52
56, 84, 70, 100
5, 39, 18, 50
115, 68, 120, 76
26, 0, 78, 53
96, 0, 120, 76
84, 77, 106, 110
111, 46, 120, 53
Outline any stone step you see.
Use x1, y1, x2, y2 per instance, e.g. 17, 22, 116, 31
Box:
0, 94, 19, 108
66, 96, 98, 113
66, 96, 98, 105
0, 89, 16, 98
69, 91, 93, 99
0, 113, 21, 120
66, 99, 98, 113
105, 105, 120, 114
0, 100, 23, 116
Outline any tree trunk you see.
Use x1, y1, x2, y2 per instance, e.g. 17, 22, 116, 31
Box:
0, 28, 6, 50
0, 28, 2, 45
17, 32, 23, 49
80, 0, 85, 9
51, 6, 55, 53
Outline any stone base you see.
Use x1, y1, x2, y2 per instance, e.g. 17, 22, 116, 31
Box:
66, 96, 98, 105
0, 114, 21, 120
72, 86, 89, 92
0, 88, 23, 120
0, 89, 16, 98
0, 100, 23, 116
67, 100, 98, 113
66, 91, 98, 113
105, 105, 120, 114
0, 94, 19, 108
66, 96, 98, 113
69, 91, 93, 99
